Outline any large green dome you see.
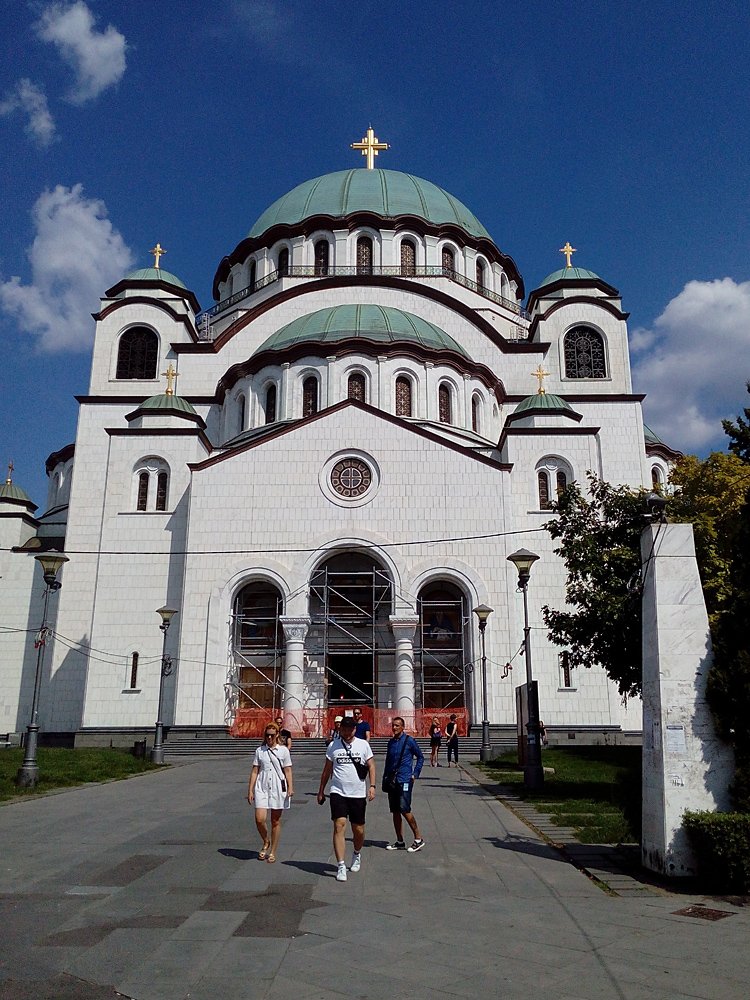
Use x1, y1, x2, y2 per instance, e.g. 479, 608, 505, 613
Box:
248, 169, 492, 240
256, 304, 469, 357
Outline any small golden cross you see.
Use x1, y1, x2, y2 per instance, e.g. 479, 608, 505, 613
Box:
559, 241, 576, 268
161, 362, 178, 396
532, 364, 550, 394
6, 459, 13, 485
150, 243, 167, 268
350, 126, 389, 169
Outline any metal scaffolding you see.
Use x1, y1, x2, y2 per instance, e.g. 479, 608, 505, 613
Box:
415, 597, 469, 710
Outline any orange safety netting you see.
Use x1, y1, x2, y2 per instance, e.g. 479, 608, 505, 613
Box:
229, 707, 469, 739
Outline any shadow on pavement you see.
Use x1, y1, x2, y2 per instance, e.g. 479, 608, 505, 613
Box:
218, 847, 256, 861
484, 834, 563, 861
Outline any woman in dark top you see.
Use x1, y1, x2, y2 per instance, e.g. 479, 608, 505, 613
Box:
428, 717, 442, 767
445, 713, 459, 767
275, 716, 292, 751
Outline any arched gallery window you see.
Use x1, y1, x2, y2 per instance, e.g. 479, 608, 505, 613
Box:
134, 458, 170, 512
302, 376, 319, 417
475, 259, 486, 291
438, 384, 452, 424
537, 458, 570, 509
116, 327, 158, 379
348, 372, 366, 402
237, 394, 246, 435
264, 384, 277, 424
471, 395, 481, 434
233, 581, 285, 710
564, 326, 606, 379
651, 466, 664, 491
395, 375, 412, 417
155, 472, 169, 511
136, 472, 149, 511
248, 260, 257, 290
277, 248, 289, 276
356, 236, 373, 275
442, 246, 455, 276
314, 240, 329, 275
400, 239, 416, 276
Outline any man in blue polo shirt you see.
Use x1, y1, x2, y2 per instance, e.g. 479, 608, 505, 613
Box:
383, 717, 425, 852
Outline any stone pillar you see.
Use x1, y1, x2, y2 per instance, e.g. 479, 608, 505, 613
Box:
280, 616, 310, 735
424, 361, 435, 420
326, 356, 337, 408
280, 362, 290, 420
641, 523, 734, 878
376, 355, 388, 410
463, 372, 472, 430
389, 616, 419, 726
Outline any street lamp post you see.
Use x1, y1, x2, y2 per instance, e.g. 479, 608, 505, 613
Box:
472, 604, 494, 761
507, 548, 544, 791
16, 551, 69, 787
151, 606, 178, 764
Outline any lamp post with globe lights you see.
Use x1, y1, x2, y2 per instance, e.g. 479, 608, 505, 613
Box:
507, 548, 544, 791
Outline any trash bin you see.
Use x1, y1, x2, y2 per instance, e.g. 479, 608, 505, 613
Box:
133, 739, 147, 759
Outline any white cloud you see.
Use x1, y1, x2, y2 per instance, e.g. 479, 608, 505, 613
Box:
632, 278, 750, 452
0, 184, 133, 352
35, 1, 127, 104
0, 79, 57, 147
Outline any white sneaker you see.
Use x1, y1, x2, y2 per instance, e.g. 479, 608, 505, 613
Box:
386, 840, 406, 851
336, 862, 347, 882
407, 839, 425, 853
350, 852, 361, 873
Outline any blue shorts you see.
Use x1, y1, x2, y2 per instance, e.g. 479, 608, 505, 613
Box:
387, 780, 414, 815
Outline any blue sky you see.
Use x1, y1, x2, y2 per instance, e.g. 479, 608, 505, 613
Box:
2, 0, 749, 507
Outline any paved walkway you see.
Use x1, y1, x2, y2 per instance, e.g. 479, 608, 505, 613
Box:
1, 755, 748, 1000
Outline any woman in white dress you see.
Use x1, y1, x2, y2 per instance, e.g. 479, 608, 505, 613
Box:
247, 722, 293, 863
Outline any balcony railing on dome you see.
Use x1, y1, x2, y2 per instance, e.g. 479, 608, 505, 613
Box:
195, 264, 530, 339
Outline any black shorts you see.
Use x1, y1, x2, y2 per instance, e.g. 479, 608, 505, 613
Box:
329, 792, 367, 826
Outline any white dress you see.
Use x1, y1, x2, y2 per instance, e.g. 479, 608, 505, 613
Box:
252, 743, 292, 809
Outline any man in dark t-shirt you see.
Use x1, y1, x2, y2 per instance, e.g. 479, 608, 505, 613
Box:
352, 708, 370, 741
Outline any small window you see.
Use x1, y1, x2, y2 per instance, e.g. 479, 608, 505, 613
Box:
314, 240, 329, 275
438, 384, 452, 424
395, 375, 412, 417
442, 246, 455, 276
536, 457, 572, 510
130, 652, 139, 689
264, 384, 277, 424
475, 259, 486, 291
303, 376, 318, 417
237, 394, 246, 435
564, 326, 606, 379
651, 466, 663, 491
357, 236, 373, 275
559, 650, 576, 689
249, 260, 257, 290
116, 327, 158, 380
348, 372, 366, 402
400, 239, 416, 276
156, 471, 168, 511
538, 471, 551, 510
556, 470, 568, 497
278, 248, 289, 277
137, 472, 149, 511
471, 395, 481, 434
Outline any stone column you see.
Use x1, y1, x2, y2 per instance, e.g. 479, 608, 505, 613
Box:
389, 616, 419, 726
376, 355, 388, 409
463, 372, 472, 430
280, 362, 290, 420
326, 355, 337, 408
280, 616, 310, 735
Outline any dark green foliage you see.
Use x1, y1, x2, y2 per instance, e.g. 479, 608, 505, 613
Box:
722, 380, 750, 462
542, 474, 649, 700
683, 810, 750, 891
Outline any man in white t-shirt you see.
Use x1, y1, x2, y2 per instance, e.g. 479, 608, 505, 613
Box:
317, 715, 376, 882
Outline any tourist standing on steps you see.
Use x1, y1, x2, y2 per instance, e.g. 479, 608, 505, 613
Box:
353, 707, 371, 741
317, 715, 376, 881
445, 713, 459, 767
383, 717, 425, 853
428, 717, 442, 767
247, 722, 293, 864
275, 715, 292, 750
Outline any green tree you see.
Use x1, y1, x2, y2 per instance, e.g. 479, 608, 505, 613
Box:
542, 474, 649, 701
722, 380, 750, 461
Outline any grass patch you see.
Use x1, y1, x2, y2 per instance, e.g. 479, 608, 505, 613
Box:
0, 747, 161, 802
479, 746, 641, 845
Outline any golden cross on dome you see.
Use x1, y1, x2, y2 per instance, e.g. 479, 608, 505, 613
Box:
161, 362, 178, 396
150, 243, 167, 268
6, 459, 13, 485
350, 126, 389, 169
532, 365, 550, 395
559, 241, 577, 268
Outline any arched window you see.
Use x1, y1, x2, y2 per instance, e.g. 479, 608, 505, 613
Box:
395, 375, 412, 417
116, 327, 158, 379
233, 581, 285, 710
556, 470, 568, 497
564, 326, 606, 379
155, 472, 168, 511
417, 581, 468, 709
136, 472, 149, 511
442, 246, 455, 276
356, 236, 373, 275
348, 372, 366, 402
314, 240, 329, 275
237, 394, 246, 435
438, 384, 452, 424
303, 376, 318, 417
475, 259, 486, 291
264, 384, 277, 424
652, 466, 663, 491
277, 248, 289, 276
538, 471, 551, 510
400, 239, 416, 276
129, 652, 139, 689
471, 395, 481, 434
248, 260, 257, 290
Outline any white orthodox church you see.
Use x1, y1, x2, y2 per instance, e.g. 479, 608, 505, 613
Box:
0, 131, 678, 747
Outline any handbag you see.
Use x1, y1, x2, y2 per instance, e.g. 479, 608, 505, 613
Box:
268, 748, 288, 793
342, 743, 369, 780
382, 735, 408, 792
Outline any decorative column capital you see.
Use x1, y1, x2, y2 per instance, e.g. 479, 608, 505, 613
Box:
389, 615, 419, 643
280, 616, 311, 642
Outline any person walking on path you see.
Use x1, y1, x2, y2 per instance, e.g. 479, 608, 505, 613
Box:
317, 714, 376, 881
247, 722, 293, 863
445, 713, 459, 767
428, 716, 442, 767
353, 707, 370, 741
383, 717, 425, 853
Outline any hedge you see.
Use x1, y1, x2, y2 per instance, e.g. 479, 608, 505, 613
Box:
683, 811, 750, 892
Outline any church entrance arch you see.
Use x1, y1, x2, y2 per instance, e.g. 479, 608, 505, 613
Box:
232, 581, 285, 713
308, 552, 393, 708
416, 581, 468, 710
